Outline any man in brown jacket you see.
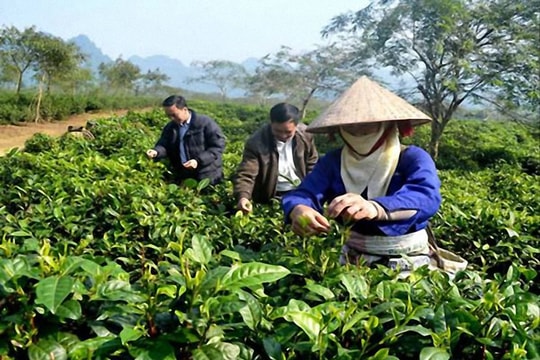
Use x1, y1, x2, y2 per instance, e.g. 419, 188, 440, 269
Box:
233, 103, 319, 213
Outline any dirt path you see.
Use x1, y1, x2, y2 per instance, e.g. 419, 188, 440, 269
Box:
0, 109, 150, 156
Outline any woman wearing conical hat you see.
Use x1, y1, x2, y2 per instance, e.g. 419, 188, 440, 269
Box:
282, 76, 446, 272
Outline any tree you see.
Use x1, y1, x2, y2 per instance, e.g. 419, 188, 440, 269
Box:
488, 2, 540, 115
0, 26, 87, 120
33, 36, 86, 91
0, 26, 42, 94
31, 34, 86, 121
188, 60, 247, 100
323, 0, 540, 158
55, 67, 94, 95
244, 64, 294, 106
98, 57, 141, 93
0, 56, 18, 90
248, 44, 368, 118
140, 68, 170, 94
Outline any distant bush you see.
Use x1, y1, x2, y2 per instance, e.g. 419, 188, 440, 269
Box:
0, 102, 31, 123
0, 90, 161, 124
0, 92, 33, 124
405, 119, 540, 172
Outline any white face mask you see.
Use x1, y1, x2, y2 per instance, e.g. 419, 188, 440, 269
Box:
339, 123, 386, 156
339, 122, 401, 199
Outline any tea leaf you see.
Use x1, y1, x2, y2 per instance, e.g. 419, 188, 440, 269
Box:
369, 348, 400, 360
262, 337, 282, 360
305, 281, 335, 301
340, 272, 369, 300
193, 342, 241, 360
419, 347, 450, 360
190, 235, 213, 265
28, 339, 67, 360
55, 300, 82, 320
220, 262, 290, 290
35, 276, 74, 314
119, 326, 144, 345
283, 310, 322, 342
128, 339, 176, 360
342, 310, 370, 335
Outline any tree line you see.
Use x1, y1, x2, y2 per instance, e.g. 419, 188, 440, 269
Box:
1, 0, 538, 158
0, 26, 170, 122
0, 26, 170, 96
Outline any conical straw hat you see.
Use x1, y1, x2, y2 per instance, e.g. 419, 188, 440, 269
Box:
307, 76, 431, 133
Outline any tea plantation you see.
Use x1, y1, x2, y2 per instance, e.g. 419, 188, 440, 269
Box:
0, 101, 538, 359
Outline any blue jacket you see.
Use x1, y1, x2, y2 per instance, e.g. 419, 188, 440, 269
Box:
282, 146, 441, 236
154, 109, 225, 184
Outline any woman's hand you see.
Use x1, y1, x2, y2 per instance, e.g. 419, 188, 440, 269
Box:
290, 205, 331, 236
327, 193, 378, 222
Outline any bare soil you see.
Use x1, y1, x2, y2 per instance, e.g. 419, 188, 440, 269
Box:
0, 110, 139, 156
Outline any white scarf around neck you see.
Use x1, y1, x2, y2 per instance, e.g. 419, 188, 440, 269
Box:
340, 123, 401, 198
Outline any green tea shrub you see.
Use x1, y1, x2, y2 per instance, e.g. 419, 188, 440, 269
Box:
406, 119, 540, 172
0, 90, 161, 123
39, 95, 73, 120
0, 102, 31, 124
23, 133, 57, 153
0, 92, 34, 124
436, 168, 539, 283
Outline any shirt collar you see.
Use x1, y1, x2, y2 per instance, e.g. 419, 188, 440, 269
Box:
184, 113, 192, 126
178, 112, 192, 127
276, 136, 293, 147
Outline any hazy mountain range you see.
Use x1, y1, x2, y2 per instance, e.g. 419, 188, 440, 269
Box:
71, 34, 408, 96
71, 34, 258, 94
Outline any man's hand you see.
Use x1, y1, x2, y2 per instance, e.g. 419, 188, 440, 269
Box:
327, 193, 378, 222
237, 197, 253, 214
290, 205, 330, 236
146, 149, 158, 158
183, 159, 198, 169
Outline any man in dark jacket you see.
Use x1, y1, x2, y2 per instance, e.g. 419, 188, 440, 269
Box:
233, 103, 318, 213
146, 95, 225, 185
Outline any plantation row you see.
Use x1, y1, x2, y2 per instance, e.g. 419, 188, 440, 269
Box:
0, 102, 538, 359
0, 91, 161, 125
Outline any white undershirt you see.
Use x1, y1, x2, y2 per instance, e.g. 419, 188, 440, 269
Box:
276, 139, 301, 192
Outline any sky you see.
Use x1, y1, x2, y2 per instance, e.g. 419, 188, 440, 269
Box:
1, 0, 370, 65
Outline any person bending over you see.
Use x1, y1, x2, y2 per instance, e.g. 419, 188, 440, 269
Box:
233, 102, 318, 213
146, 95, 226, 185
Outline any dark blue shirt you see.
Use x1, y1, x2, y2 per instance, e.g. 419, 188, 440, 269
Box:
178, 120, 190, 163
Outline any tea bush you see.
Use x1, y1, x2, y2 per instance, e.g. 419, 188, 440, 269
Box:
0, 90, 162, 124
407, 120, 540, 172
